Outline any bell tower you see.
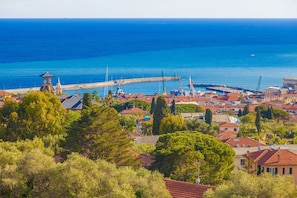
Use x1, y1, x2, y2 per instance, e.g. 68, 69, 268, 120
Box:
40, 72, 55, 93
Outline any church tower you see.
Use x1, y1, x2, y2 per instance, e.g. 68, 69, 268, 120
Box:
55, 77, 63, 95
40, 72, 55, 93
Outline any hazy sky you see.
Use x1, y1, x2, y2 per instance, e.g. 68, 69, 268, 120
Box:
1, 0, 297, 18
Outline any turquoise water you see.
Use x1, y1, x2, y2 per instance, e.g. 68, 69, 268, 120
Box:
1, 19, 297, 96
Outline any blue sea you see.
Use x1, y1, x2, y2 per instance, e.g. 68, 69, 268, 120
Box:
1, 18, 297, 96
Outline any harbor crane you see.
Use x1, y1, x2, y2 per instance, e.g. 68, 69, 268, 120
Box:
256, 76, 262, 92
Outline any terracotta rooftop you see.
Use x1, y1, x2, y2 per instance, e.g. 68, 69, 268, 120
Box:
245, 149, 297, 166
220, 122, 239, 128
225, 137, 265, 148
121, 107, 146, 114
164, 179, 215, 198
218, 130, 238, 142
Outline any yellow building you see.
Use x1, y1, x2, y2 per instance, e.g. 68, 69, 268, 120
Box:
244, 149, 297, 184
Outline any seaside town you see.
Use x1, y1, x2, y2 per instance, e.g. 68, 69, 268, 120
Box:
2, 71, 297, 197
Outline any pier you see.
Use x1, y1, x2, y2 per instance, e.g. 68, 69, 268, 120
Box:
192, 83, 263, 94
5, 76, 180, 94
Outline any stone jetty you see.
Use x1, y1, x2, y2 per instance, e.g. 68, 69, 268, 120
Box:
5, 76, 180, 94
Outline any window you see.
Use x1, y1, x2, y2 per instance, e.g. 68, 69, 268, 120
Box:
290, 167, 293, 174
283, 168, 286, 175
267, 168, 270, 173
274, 168, 278, 175
240, 159, 245, 166
234, 128, 237, 132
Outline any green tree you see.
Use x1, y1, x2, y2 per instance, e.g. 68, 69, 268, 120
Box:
185, 120, 219, 137
150, 97, 156, 114
0, 141, 171, 198
204, 171, 297, 198
126, 100, 150, 111
237, 109, 243, 117
63, 105, 139, 167
152, 96, 170, 135
240, 112, 256, 124
103, 90, 114, 107
176, 104, 204, 113
267, 106, 274, 119
64, 110, 81, 130
0, 91, 66, 141
82, 92, 92, 109
18, 91, 66, 139
243, 104, 250, 115
205, 109, 212, 125
132, 143, 155, 155
0, 100, 20, 141
119, 115, 137, 132
255, 104, 268, 118
159, 114, 186, 134
273, 108, 290, 119
185, 118, 201, 131
112, 99, 150, 112
255, 108, 261, 134
141, 120, 153, 136
170, 99, 176, 115
92, 90, 101, 102
152, 131, 235, 185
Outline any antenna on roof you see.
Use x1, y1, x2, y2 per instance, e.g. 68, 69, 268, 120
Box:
195, 160, 203, 185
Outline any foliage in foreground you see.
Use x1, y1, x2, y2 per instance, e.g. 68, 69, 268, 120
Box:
63, 104, 140, 167
0, 140, 171, 198
204, 171, 297, 198
0, 91, 66, 141
152, 131, 235, 185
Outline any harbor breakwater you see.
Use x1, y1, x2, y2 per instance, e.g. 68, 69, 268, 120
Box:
5, 76, 180, 94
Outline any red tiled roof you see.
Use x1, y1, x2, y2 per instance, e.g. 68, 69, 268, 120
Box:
164, 179, 215, 198
225, 93, 241, 101
121, 107, 146, 114
219, 122, 239, 128
218, 130, 238, 142
245, 149, 297, 166
225, 137, 265, 148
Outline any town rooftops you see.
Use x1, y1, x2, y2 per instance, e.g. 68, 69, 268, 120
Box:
61, 94, 83, 110
120, 107, 146, 115
225, 137, 265, 148
218, 130, 238, 142
164, 179, 215, 198
245, 149, 297, 166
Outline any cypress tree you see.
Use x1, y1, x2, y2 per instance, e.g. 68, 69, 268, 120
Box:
82, 92, 92, 109
243, 105, 250, 115
170, 99, 176, 115
150, 97, 156, 114
205, 109, 213, 125
238, 109, 243, 117
267, 107, 274, 120
152, 96, 170, 135
255, 108, 261, 134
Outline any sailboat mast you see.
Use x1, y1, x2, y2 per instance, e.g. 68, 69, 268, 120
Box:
104, 65, 108, 97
